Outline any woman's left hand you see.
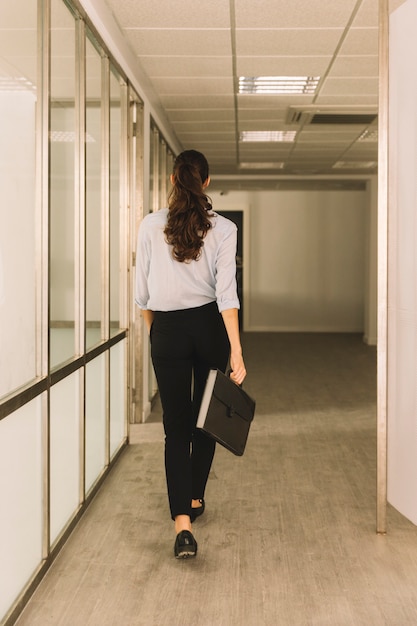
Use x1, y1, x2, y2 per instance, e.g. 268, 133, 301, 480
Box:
229, 352, 246, 386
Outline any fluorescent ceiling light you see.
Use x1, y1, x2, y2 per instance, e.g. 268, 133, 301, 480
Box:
239, 76, 320, 95
239, 162, 285, 169
0, 76, 36, 93
240, 131, 296, 143
333, 161, 377, 169
358, 129, 378, 142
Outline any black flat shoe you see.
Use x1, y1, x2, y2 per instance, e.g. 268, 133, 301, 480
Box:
174, 530, 197, 559
190, 499, 205, 523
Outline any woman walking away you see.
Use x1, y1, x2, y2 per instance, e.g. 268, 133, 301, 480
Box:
135, 149, 246, 559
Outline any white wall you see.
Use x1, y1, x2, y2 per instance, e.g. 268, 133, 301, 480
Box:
387, 0, 417, 525
211, 188, 369, 333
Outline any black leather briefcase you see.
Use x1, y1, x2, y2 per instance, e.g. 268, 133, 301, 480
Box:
196, 369, 256, 456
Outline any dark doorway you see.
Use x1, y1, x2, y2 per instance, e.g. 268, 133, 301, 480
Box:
216, 210, 243, 328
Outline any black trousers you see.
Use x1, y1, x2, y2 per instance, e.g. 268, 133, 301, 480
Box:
150, 301, 230, 520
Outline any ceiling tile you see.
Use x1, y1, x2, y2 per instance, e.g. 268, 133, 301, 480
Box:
238, 94, 315, 108
292, 144, 346, 154
235, 28, 344, 56
315, 95, 378, 105
0, 30, 37, 56
172, 121, 236, 132
0, 4, 37, 27
160, 95, 235, 109
352, 0, 378, 27
178, 132, 236, 142
339, 27, 378, 55
239, 145, 293, 157
186, 139, 236, 147
125, 29, 231, 56
139, 56, 233, 77
236, 55, 332, 76
329, 55, 378, 77
151, 77, 234, 96
239, 109, 287, 122
344, 144, 378, 157
238, 121, 291, 132
105, 0, 230, 28
320, 77, 378, 96
234, 0, 358, 28
167, 110, 235, 122
298, 130, 363, 142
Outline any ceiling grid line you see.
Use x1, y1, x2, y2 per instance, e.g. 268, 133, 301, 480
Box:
312, 0, 366, 104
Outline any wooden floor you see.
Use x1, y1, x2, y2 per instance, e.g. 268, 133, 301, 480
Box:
15, 333, 417, 626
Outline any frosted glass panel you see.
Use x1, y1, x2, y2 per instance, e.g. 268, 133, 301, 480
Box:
50, 373, 80, 545
110, 69, 121, 335
0, 0, 37, 398
50, 0, 76, 368
0, 398, 42, 622
85, 355, 106, 493
110, 341, 126, 457
86, 35, 103, 350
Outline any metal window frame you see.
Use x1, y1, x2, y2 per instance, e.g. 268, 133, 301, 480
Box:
1, 0, 136, 622
129, 92, 145, 424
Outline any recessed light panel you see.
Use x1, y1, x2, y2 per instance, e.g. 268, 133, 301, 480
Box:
239, 162, 285, 169
358, 129, 378, 142
0, 76, 36, 93
333, 161, 377, 169
240, 131, 296, 143
239, 76, 320, 95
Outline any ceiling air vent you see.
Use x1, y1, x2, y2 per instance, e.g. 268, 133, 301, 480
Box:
286, 107, 378, 126
286, 109, 305, 124
310, 113, 377, 125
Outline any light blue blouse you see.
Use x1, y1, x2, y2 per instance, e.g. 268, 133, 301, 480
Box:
135, 208, 240, 313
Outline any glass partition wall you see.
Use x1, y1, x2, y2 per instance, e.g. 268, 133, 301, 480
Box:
0, 1, 144, 623
142, 124, 174, 416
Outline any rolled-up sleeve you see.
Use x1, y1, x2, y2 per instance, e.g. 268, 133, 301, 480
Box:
135, 221, 151, 309
215, 224, 240, 312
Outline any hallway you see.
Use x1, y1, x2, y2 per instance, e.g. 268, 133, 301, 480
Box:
15, 334, 417, 626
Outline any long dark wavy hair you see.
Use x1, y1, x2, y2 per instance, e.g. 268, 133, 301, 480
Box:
164, 150, 213, 262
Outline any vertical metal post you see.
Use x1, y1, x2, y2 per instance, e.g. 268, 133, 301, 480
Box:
36, 1, 50, 382
101, 56, 110, 343
75, 16, 86, 358
118, 82, 132, 436
127, 94, 135, 430
102, 59, 111, 466
75, 16, 87, 504
159, 138, 167, 206
37, 0, 51, 561
119, 82, 129, 333
131, 97, 145, 424
152, 127, 160, 213
118, 81, 129, 443
377, 0, 389, 534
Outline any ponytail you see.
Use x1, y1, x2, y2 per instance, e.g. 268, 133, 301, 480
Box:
164, 150, 212, 262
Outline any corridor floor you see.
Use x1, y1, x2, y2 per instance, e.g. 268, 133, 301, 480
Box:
15, 333, 417, 625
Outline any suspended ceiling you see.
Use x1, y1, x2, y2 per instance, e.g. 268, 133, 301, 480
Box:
103, 0, 406, 187
0, 0, 407, 190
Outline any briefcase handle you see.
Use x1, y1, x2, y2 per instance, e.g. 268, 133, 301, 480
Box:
226, 368, 243, 388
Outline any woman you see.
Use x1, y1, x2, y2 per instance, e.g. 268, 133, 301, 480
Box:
135, 150, 246, 559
